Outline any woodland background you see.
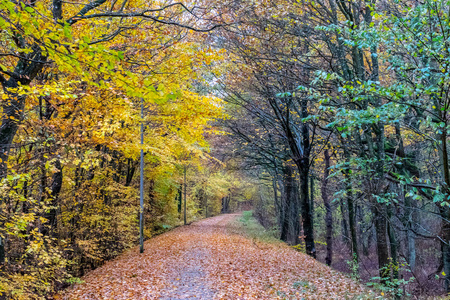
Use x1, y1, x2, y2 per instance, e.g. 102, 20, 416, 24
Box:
0, 0, 449, 299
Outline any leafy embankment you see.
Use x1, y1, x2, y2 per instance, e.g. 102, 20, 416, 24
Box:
59, 213, 374, 299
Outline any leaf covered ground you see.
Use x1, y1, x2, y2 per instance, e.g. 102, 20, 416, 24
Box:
59, 214, 373, 299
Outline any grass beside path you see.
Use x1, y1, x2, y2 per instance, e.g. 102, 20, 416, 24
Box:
233, 210, 280, 244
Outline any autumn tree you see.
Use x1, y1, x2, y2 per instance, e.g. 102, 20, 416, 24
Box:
0, 0, 227, 298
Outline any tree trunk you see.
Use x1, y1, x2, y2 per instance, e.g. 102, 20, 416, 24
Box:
205, 192, 208, 218
184, 165, 187, 225
343, 144, 358, 259
394, 122, 417, 271
279, 169, 288, 241
125, 158, 136, 187
340, 199, 349, 245
279, 164, 301, 245
297, 97, 315, 258
177, 185, 182, 215
387, 204, 399, 284
288, 166, 300, 245
273, 172, 282, 229
374, 204, 390, 283
322, 149, 333, 266
299, 162, 315, 257
0, 47, 47, 178
310, 171, 314, 230
443, 217, 450, 292
407, 219, 416, 271
41, 159, 63, 238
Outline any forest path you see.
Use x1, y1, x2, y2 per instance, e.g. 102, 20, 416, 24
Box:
60, 214, 370, 300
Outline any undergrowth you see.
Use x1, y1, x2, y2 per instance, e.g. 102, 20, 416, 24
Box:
235, 211, 280, 243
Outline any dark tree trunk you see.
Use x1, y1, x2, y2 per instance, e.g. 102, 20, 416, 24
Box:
280, 164, 300, 245
280, 193, 289, 242
221, 196, 230, 213
41, 159, 63, 238
348, 194, 358, 262
125, 158, 136, 187
205, 192, 208, 218
358, 206, 370, 257
177, 185, 182, 215
387, 204, 399, 284
343, 145, 358, 260
374, 204, 390, 283
279, 169, 288, 241
340, 199, 349, 245
266, 83, 315, 256
310, 172, 314, 230
322, 150, 333, 266
148, 180, 155, 218
443, 215, 450, 291
272, 171, 282, 230
293, 98, 315, 258
288, 182, 300, 246
0, 47, 47, 178
0, 93, 25, 177
0, 237, 4, 266
299, 162, 315, 258
184, 165, 187, 225
112, 151, 122, 184
393, 123, 417, 271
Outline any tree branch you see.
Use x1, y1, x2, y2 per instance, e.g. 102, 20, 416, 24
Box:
67, 0, 108, 25
67, 2, 223, 32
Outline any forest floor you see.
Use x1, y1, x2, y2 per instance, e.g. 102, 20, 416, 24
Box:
58, 213, 375, 300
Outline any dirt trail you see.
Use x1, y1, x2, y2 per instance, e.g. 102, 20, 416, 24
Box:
60, 214, 370, 299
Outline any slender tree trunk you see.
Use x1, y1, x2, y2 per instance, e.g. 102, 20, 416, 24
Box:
358, 206, 370, 257
205, 192, 208, 218
0, 237, 4, 265
273, 172, 281, 229
297, 96, 315, 258
125, 158, 136, 187
343, 145, 358, 259
184, 165, 187, 225
310, 171, 314, 230
374, 204, 390, 283
288, 168, 300, 245
366, 23, 389, 281
407, 217, 416, 271
348, 195, 358, 262
394, 123, 417, 271
299, 163, 315, 257
177, 185, 182, 215
340, 199, 349, 245
387, 204, 399, 284
279, 164, 300, 245
279, 169, 288, 241
221, 196, 230, 213
438, 129, 450, 291
41, 159, 63, 238
442, 210, 450, 291
322, 149, 333, 266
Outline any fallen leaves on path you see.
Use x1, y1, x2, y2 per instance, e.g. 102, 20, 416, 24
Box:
59, 214, 371, 299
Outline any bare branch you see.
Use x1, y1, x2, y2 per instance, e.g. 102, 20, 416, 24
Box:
67, 0, 108, 25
